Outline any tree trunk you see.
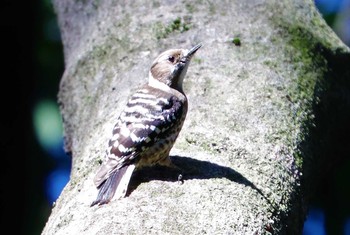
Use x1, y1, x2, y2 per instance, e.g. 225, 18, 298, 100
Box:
42, 0, 350, 234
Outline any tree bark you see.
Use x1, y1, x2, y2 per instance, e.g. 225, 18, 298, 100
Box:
42, 0, 350, 234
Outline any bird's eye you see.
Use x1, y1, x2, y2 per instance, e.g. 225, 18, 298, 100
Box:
168, 56, 175, 63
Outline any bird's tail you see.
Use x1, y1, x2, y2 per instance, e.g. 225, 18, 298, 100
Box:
91, 164, 136, 206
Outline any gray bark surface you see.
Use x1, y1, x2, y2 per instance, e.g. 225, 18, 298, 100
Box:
42, 0, 350, 234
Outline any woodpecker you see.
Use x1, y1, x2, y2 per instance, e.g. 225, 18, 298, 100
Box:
91, 43, 202, 206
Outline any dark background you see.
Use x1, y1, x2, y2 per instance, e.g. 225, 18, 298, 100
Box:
1, 1, 65, 234
1, 0, 349, 234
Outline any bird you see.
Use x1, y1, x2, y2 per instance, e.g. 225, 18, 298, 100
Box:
91, 43, 202, 206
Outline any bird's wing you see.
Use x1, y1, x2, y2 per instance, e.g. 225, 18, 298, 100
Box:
93, 92, 185, 187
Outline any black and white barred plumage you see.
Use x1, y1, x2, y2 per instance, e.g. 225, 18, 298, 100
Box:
91, 44, 201, 206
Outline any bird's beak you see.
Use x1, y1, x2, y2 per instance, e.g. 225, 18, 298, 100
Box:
185, 43, 202, 58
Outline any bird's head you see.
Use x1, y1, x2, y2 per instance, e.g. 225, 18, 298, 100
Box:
148, 43, 202, 92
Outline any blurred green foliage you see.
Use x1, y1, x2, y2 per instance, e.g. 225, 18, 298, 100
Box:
24, 0, 65, 234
